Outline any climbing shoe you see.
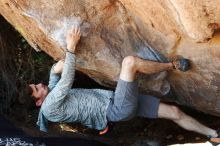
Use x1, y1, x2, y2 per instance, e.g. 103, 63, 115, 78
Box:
172, 58, 190, 72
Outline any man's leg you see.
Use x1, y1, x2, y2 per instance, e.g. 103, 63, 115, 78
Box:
107, 56, 174, 121
158, 103, 218, 137
119, 56, 173, 82
118, 56, 218, 137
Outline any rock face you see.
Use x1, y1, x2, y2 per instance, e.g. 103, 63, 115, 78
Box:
1, 0, 220, 116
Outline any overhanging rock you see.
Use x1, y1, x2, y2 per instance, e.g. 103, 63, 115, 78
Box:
1, 0, 220, 116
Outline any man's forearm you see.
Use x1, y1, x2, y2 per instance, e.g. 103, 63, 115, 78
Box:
53, 60, 64, 74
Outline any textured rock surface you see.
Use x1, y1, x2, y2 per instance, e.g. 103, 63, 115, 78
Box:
1, 0, 220, 116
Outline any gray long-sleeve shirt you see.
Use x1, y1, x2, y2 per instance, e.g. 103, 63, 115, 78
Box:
37, 52, 114, 132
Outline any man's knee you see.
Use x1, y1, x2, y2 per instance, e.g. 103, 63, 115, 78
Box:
122, 56, 136, 71
169, 105, 182, 120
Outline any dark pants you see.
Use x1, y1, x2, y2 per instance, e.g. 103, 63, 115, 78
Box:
107, 79, 160, 122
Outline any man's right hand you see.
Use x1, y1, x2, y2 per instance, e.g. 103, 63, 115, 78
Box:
66, 26, 81, 53
53, 60, 64, 74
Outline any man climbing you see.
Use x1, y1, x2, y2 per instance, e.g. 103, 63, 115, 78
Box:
28, 26, 219, 144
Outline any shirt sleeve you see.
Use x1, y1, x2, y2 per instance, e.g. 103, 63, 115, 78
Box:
45, 52, 76, 106
48, 64, 61, 91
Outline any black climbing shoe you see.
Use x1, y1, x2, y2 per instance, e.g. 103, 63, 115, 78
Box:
172, 58, 190, 72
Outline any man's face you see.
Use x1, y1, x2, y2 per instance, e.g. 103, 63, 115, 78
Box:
29, 83, 48, 100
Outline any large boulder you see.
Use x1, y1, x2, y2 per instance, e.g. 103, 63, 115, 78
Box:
1, 0, 220, 116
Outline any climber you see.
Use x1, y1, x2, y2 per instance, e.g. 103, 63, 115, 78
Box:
27, 26, 219, 144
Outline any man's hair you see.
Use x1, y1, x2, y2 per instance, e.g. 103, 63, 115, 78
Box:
18, 84, 35, 106
24, 85, 33, 97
